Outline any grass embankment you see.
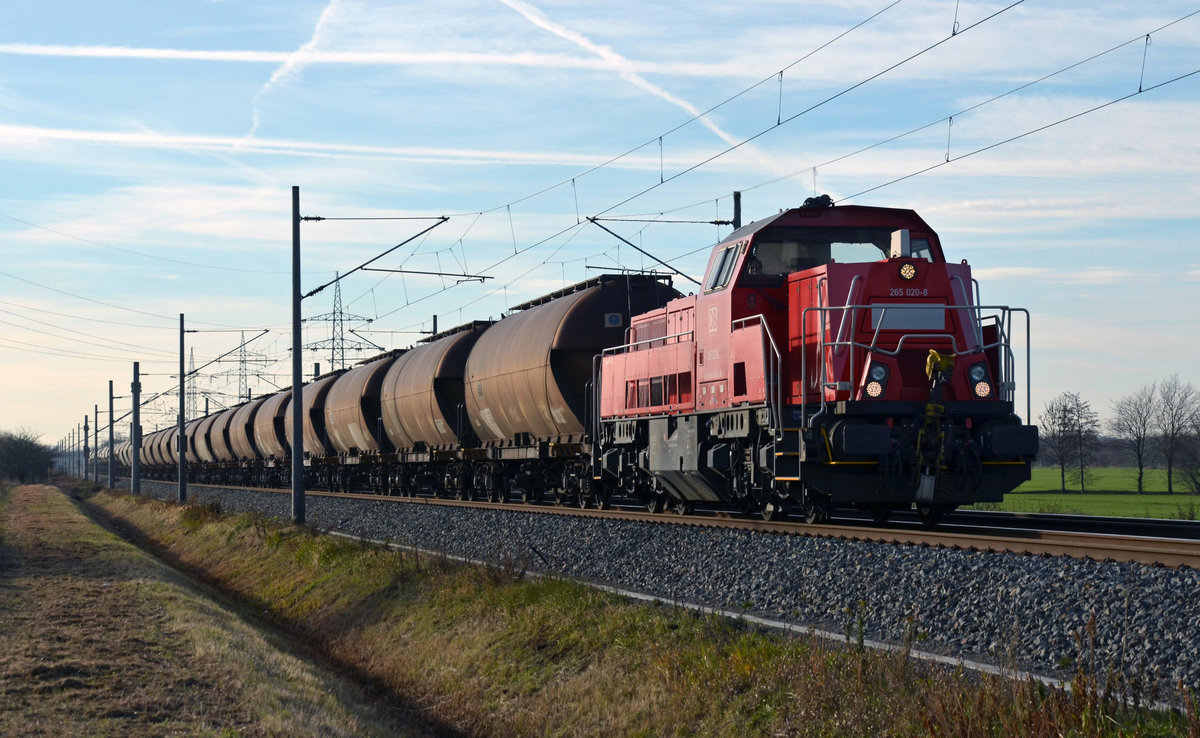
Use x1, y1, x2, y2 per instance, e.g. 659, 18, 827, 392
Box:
0, 482, 424, 737
76, 486, 1197, 736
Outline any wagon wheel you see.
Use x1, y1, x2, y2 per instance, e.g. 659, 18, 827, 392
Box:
671, 497, 694, 516
645, 492, 665, 514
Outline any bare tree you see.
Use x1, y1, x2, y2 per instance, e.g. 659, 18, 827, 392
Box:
1179, 407, 1200, 494
1109, 382, 1157, 494
1040, 393, 1077, 493
1154, 374, 1200, 494
1039, 392, 1100, 493
0, 428, 55, 484
1068, 395, 1100, 493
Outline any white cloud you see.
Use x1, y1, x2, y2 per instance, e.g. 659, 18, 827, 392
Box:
970, 266, 1052, 281
0, 41, 747, 77
0, 122, 680, 169
248, 0, 354, 137
1056, 268, 1135, 285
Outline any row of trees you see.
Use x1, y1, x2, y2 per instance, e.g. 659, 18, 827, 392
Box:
0, 428, 56, 484
1039, 374, 1200, 493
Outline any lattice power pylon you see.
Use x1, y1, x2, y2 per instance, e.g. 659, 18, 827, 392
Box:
186, 348, 198, 419
303, 272, 381, 372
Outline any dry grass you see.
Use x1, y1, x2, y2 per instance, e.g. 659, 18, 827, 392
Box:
0, 484, 432, 737
79, 487, 1200, 737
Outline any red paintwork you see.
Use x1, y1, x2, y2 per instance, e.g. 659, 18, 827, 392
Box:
600, 203, 998, 420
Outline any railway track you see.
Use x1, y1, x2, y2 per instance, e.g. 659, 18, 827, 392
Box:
171, 481, 1200, 569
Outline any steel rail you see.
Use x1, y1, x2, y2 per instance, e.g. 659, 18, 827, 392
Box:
165, 481, 1200, 569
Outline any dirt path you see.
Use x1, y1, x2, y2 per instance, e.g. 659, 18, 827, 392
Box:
0, 484, 422, 736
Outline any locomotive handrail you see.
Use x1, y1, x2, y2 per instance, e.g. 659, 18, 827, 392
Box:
600, 329, 695, 356
591, 352, 602, 477
799, 302, 1032, 426
950, 275, 985, 349
830, 276, 859, 360
732, 314, 783, 438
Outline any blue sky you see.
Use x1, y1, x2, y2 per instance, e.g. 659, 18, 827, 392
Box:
2, 0, 1198, 444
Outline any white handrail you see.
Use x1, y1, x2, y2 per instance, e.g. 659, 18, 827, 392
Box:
800, 302, 1032, 425
732, 314, 783, 436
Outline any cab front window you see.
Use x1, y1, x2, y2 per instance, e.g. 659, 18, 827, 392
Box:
704, 241, 743, 292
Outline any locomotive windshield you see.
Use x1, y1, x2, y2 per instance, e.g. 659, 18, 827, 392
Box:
742, 226, 933, 284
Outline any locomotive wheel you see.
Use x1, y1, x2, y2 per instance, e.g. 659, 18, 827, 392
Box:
592, 483, 611, 510
801, 501, 829, 525
917, 503, 956, 527
761, 501, 787, 522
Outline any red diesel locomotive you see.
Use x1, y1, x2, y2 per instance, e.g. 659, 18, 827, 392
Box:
596, 196, 1037, 523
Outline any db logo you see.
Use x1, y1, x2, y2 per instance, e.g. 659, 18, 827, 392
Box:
708, 307, 718, 333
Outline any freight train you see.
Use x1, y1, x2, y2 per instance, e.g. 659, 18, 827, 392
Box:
114, 197, 1038, 525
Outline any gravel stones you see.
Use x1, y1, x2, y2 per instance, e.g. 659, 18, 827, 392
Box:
137, 481, 1200, 699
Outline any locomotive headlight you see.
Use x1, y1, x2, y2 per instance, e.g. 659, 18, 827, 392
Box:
968, 363, 988, 382
865, 363, 888, 398
974, 381, 993, 398
898, 263, 917, 281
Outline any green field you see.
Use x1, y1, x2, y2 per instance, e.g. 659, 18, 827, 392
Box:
1017, 466, 1176, 494
967, 467, 1200, 518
